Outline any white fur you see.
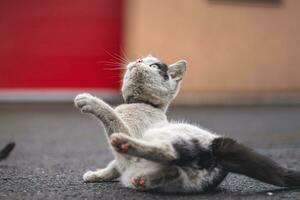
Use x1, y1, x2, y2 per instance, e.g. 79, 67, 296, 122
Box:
75, 55, 225, 193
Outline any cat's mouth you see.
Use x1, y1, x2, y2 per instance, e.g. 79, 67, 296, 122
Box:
129, 66, 150, 80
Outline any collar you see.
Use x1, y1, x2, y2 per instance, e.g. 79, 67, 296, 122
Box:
125, 95, 160, 109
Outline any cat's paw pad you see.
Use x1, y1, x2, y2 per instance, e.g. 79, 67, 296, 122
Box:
132, 176, 146, 189
74, 93, 97, 113
83, 170, 97, 182
110, 134, 130, 153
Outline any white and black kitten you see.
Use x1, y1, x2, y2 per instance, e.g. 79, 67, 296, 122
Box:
74, 55, 300, 193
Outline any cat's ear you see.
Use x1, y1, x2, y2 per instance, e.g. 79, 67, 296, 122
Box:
168, 60, 187, 81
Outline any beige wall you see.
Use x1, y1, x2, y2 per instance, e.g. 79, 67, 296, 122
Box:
123, 0, 300, 104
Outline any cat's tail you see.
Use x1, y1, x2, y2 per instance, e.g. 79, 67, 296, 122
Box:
212, 137, 300, 187
0, 142, 15, 161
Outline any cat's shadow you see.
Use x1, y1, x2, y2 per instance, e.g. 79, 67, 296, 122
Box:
139, 186, 300, 197
236, 187, 300, 197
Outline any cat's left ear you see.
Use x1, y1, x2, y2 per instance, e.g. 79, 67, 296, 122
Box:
168, 60, 187, 81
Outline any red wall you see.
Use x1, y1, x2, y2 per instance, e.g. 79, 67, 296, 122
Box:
0, 0, 122, 90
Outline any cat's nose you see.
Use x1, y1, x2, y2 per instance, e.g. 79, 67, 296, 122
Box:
136, 58, 143, 63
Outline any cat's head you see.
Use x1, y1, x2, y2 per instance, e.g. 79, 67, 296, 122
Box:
122, 55, 187, 109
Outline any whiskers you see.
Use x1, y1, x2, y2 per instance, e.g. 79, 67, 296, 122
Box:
96, 61, 126, 71
97, 49, 130, 71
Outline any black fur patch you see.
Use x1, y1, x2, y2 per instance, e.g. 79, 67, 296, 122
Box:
172, 139, 216, 170
150, 62, 169, 81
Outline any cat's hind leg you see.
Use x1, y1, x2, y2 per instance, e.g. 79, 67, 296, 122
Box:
110, 133, 177, 163
83, 160, 120, 182
111, 133, 217, 170
123, 166, 179, 191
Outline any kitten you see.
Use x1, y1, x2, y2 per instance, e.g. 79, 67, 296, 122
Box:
74, 55, 300, 193
0, 142, 15, 161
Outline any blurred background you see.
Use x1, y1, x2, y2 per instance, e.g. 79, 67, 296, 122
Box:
1, 1, 300, 199
1, 0, 300, 105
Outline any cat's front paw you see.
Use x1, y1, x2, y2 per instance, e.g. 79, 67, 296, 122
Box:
83, 170, 97, 182
74, 93, 99, 114
110, 133, 130, 153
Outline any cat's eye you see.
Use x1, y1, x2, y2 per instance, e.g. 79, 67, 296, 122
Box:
149, 64, 159, 69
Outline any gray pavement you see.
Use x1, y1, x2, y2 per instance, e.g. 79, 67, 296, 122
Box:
0, 103, 300, 199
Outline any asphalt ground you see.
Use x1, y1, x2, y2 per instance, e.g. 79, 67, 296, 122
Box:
0, 103, 300, 199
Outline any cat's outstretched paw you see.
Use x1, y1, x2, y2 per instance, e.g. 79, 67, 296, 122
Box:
132, 176, 146, 189
74, 93, 100, 114
83, 170, 98, 182
110, 133, 130, 153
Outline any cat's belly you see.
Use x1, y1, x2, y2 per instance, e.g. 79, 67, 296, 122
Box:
143, 123, 219, 149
